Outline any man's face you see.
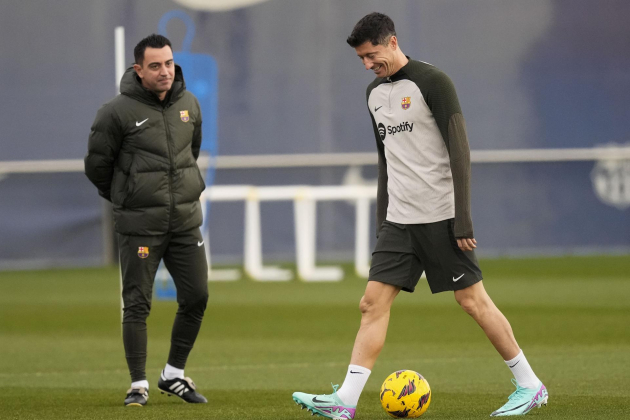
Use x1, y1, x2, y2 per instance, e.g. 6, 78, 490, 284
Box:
133, 46, 175, 96
354, 37, 397, 78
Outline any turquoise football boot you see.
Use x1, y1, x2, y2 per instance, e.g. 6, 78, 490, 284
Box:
491, 379, 548, 416
292, 384, 356, 419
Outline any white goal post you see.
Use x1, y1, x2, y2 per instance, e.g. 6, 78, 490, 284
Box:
201, 185, 376, 282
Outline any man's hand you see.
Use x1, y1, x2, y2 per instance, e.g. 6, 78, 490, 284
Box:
457, 237, 477, 252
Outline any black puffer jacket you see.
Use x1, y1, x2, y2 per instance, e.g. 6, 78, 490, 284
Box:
85, 65, 205, 235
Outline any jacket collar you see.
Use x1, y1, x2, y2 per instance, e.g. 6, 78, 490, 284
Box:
119, 64, 186, 107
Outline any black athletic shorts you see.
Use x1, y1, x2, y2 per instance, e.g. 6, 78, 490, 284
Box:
369, 219, 483, 294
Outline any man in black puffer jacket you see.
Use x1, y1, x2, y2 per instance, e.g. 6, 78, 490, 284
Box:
85, 34, 208, 407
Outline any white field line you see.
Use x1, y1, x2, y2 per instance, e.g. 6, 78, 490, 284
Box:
0, 361, 345, 378
0, 358, 474, 379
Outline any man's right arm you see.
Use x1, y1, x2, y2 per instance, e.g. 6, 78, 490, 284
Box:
370, 114, 388, 238
191, 97, 203, 160
84, 104, 123, 202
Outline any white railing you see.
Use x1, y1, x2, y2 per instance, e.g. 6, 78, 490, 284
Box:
2, 146, 630, 174
201, 185, 376, 282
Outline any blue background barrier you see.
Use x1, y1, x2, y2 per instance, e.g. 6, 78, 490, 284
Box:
0, 0, 628, 268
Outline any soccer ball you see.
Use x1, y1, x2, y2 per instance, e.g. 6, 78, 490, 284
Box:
380, 370, 431, 418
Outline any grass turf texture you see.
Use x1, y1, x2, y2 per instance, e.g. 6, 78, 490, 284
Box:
0, 255, 629, 419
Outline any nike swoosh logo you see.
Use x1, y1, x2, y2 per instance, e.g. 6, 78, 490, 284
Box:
509, 360, 520, 368
197, 241, 204, 247
312, 397, 333, 404
350, 371, 364, 374
494, 401, 529, 415
136, 118, 149, 127
374, 106, 383, 112
453, 273, 464, 282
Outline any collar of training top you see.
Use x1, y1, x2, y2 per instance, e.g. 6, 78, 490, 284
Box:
386, 56, 412, 82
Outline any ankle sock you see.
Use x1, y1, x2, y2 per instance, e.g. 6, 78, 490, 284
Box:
131, 379, 149, 390
336, 364, 371, 406
505, 350, 540, 389
163, 363, 184, 380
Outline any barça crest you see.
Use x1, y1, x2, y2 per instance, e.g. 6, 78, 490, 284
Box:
138, 247, 149, 259
401, 97, 411, 110
180, 110, 190, 122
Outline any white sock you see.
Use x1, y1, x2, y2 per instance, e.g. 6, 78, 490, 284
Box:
131, 379, 149, 390
505, 350, 540, 389
162, 363, 184, 380
336, 364, 371, 406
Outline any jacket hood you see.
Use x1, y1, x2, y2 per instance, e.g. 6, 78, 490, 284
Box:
119, 64, 186, 106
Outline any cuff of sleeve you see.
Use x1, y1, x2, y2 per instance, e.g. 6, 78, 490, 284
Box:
454, 217, 474, 238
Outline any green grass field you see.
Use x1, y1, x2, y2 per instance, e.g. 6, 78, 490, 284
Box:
1, 255, 629, 419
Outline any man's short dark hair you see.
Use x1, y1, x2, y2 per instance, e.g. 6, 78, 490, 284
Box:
346, 12, 396, 48
134, 34, 172, 65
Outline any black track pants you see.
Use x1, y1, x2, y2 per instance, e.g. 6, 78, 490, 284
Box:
118, 228, 208, 382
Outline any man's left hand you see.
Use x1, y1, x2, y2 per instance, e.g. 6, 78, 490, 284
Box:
457, 237, 477, 252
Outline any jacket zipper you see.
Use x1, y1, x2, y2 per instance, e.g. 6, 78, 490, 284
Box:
162, 109, 175, 231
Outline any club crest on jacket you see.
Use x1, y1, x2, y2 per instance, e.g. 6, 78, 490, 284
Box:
180, 110, 189, 122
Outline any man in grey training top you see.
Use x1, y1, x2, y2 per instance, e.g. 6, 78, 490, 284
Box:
85, 34, 208, 407
292, 12, 548, 419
